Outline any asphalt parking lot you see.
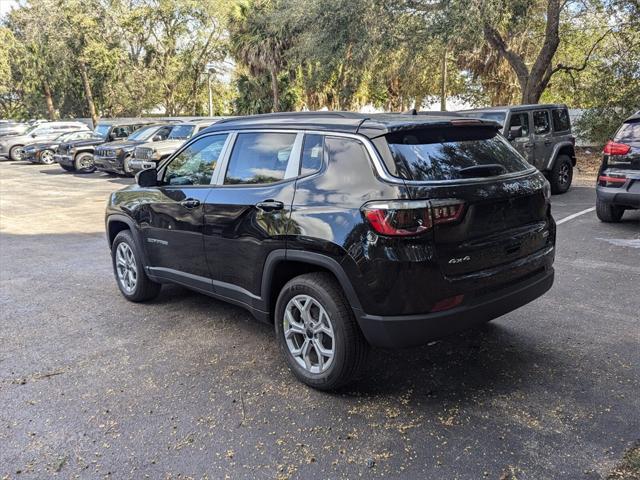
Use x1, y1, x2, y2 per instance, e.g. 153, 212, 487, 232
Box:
1, 161, 638, 479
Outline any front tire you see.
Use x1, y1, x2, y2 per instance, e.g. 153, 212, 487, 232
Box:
111, 230, 161, 302
9, 145, 24, 161
74, 152, 95, 173
275, 272, 369, 390
549, 154, 573, 194
596, 198, 624, 223
40, 149, 55, 165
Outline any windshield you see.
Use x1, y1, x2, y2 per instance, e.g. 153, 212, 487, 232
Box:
384, 126, 531, 181
94, 124, 111, 139
127, 125, 160, 141
462, 111, 507, 126
168, 125, 196, 140
23, 124, 39, 135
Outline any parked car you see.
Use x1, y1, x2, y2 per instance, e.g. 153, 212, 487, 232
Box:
129, 119, 219, 173
0, 122, 31, 138
23, 130, 97, 164
55, 119, 153, 173
105, 112, 556, 389
595, 111, 640, 222
458, 104, 576, 194
93, 123, 177, 175
0, 121, 90, 161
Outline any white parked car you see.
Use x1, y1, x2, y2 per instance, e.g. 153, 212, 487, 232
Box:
0, 121, 90, 161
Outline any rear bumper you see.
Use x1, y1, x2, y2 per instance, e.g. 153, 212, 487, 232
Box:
596, 169, 640, 208
356, 260, 554, 348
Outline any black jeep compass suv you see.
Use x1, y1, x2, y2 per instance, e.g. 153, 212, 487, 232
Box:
106, 112, 556, 389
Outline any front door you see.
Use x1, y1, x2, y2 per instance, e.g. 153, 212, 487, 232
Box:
507, 111, 534, 165
532, 109, 554, 170
141, 133, 230, 287
202, 131, 301, 308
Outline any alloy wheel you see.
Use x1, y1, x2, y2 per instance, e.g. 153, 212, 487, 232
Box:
558, 163, 570, 185
115, 242, 137, 294
283, 294, 335, 374
41, 150, 54, 164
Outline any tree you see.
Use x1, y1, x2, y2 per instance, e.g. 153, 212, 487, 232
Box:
229, 0, 291, 112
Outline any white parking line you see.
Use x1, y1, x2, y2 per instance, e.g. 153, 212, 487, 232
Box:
556, 207, 596, 225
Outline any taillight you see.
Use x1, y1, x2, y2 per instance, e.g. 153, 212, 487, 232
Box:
362, 199, 465, 237
603, 141, 631, 156
598, 175, 627, 188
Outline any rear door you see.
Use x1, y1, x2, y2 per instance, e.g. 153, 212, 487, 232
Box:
532, 109, 554, 170
382, 125, 553, 279
141, 133, 230, 287
202, 131, 300, 303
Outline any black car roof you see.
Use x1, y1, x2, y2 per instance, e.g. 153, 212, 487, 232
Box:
200, 111, 499, 139
459, 104, 568, 114
624, 111, 640, 123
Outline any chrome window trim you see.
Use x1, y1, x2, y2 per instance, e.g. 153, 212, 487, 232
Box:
159, 128, 538, 187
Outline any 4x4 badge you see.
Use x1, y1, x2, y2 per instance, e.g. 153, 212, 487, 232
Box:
448, 256, 471, 264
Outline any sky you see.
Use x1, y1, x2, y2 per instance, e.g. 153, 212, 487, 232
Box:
0, 0, 18, 19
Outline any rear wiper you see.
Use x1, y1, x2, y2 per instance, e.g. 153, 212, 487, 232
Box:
457, 164, 506, 177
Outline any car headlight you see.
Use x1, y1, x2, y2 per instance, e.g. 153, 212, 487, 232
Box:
542, 179, 551, 201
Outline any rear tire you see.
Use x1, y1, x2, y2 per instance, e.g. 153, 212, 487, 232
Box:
74, 152, 95, 173
275, 272, 369, 390
111, 230, 161, 302
549, 154, 573, 194
596, 198, 624, 223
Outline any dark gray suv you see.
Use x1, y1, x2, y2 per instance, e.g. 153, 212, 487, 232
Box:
459, 104, 576, 194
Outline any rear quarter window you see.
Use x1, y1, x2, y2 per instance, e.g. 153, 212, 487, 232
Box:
614, 122, 640, 143
384, 126, 531, 181
552, 109, 571, 132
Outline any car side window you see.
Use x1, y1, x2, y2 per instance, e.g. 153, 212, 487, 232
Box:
164, 134, 228, 186
533, 111, 551, 135
552, 109, 570, 132
508, 113, 530, 137
155, 127, 171, 140
300, 134, 324, 175
224, 132, 296, 185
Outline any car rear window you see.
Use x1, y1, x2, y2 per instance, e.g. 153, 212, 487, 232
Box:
614, 122, 640, 143
384, 126, 531, 181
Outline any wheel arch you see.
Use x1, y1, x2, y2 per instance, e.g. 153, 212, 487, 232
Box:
106, 214, 152, 269
261, 250, 363, 322
547, 142, 576, 170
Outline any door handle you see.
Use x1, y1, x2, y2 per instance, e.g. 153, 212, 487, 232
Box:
255, 200, 284, 212
180, 198, 201, 208
544, 139, 552, 145
524, 143, 534, 148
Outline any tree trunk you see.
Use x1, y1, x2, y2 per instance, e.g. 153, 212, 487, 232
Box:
42, 79, 56, 120
484, 0, 561, 105
78, 61, 98, 128
270, 69, 280, 112
440, 48, 448, 111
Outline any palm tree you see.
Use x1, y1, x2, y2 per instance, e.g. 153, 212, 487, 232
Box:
228, 0, 289, 112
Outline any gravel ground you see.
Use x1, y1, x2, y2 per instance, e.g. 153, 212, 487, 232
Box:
1, 161, 639, 479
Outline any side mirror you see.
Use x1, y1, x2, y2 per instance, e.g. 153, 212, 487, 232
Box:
508, 126, 523, 140
136, 168, 158, 187
31, 133, 37, 137
152, 135, 163, 142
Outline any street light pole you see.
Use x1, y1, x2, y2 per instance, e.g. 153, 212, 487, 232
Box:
205, 62, 216, 117
208, 72, 213, 117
